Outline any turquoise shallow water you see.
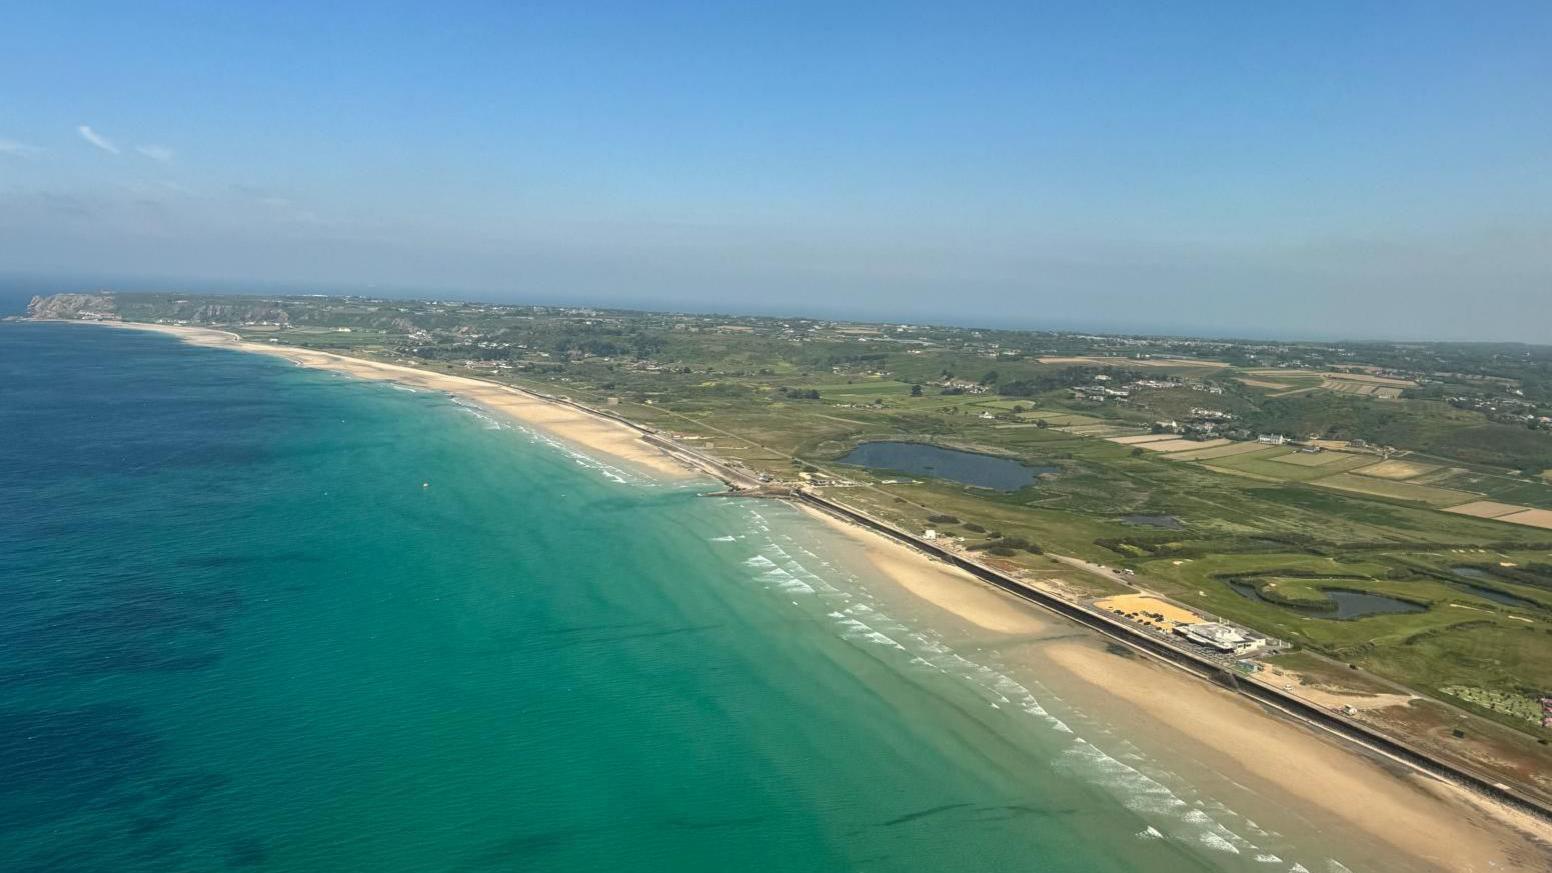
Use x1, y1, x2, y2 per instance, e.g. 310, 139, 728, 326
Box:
1, 324, 1358, 872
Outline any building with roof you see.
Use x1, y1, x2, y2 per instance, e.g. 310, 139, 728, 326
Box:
1174, 622, 1266, 654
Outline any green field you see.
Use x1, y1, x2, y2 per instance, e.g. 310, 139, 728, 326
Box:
1312, 473, 1480, 506
1269, 450, 1367, 467
1014, 411, 1107, 426
790, 380, 918, 396
1159, 441, 1270, 461
1199, 449, 1363, 481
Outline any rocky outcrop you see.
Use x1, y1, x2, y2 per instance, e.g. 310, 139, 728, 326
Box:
27, 293, 118, 320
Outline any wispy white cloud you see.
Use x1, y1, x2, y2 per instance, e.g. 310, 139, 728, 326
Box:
136, 144, 174, 163
231, 184, 293, 209
77, 124, 120, 154
119, 179, 193, 197
0, 138, 43, 158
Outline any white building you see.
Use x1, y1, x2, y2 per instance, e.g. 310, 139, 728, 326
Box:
1174, 622, 1266, 654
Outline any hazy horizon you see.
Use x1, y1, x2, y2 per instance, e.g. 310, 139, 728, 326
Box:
3, 3, 1549, 342
14, 272, 1552, 349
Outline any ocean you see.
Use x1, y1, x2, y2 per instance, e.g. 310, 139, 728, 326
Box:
0, 322, 1375, 872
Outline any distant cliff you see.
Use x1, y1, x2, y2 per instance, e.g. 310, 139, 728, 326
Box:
27, 292, 296, 326
28, 293, 119, 320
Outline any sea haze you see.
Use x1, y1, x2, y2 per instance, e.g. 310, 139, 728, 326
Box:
1, 322, 1353, 872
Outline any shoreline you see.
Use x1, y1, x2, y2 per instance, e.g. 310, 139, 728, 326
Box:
78, 321, 704, 481
53, 318, 1552, 868
1034, 641, 1549, 871
794, 500, 1551, 870
802, 505, 1552, 870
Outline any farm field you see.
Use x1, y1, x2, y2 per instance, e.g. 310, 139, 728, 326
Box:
1158, 441, 1271, 461
1106, 433, 1183, 445
1201, 449, 1366, 482
1060, 423, 1144, 437
1236, 377, 1300, 390
1321, 375, 1414, 399
1443, 501, 1552, 530
1239, 368, 1412, 386
1013, 412, 1107, 427
1325, 372, 1416, 387
1200, 463, 1285, 482
1416, 467, 1552, 508
788, 379, 917, 396
1266, 450, 1353, 466
1037, 355, 1229, 370
1445, 500, 1528, 519
1495, 508, 1552, 530
1238, 368, 1325, 378
1354, 458, 1440, 479
1134, 437, 1230, 452
1231, 368, 1416, 400
1312, 473, 1479, 506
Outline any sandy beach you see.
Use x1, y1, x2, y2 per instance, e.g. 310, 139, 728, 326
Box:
800, 504, 1048, 636
95, 322, 696, 480
88, 318, 1552, 870
798, 507, 1552, 871
1039, 641, 1550, 872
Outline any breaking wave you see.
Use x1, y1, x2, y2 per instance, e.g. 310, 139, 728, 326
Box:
722, 500, 1348, 873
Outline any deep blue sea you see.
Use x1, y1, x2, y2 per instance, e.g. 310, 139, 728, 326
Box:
0, 323, 1381, 872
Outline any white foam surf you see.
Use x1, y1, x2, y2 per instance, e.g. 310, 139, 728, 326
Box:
717, 500, 1348, 873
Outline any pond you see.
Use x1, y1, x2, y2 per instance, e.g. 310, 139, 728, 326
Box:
837, 441, 1056, 491
1228, 580, 1428, 620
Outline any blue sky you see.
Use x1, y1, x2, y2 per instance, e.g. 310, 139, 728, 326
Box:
2, 2, 1549, 340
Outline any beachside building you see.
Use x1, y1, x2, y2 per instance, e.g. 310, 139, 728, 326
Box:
1174, 622, 1266, 654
